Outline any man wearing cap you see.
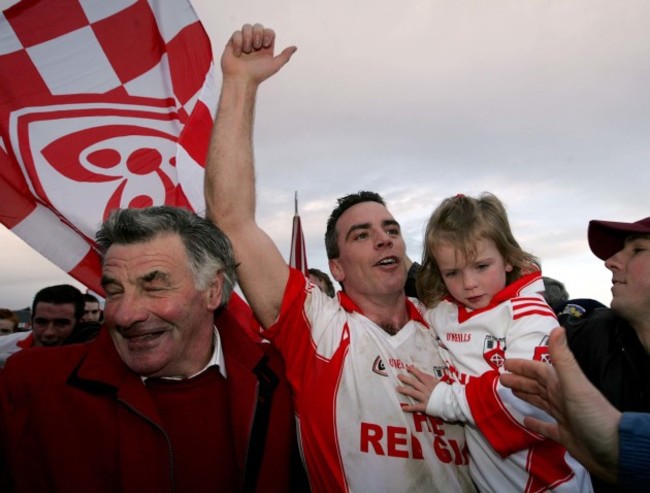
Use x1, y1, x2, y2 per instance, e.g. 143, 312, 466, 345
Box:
564, 216, 650, 491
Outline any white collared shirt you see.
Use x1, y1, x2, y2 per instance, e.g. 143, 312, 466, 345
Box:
143, 326, 226, 381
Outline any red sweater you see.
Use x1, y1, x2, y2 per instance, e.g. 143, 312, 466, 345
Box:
0, 296, 302, 493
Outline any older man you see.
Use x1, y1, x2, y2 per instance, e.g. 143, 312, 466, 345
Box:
206, 24, 473, 492
0, 206, 302, 493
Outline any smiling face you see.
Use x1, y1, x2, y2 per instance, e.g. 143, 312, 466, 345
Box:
328, 201, 407, 300
433, 237, 512, 310
605, 235, 650, 325
31, 302, 76, 346
101, 233, 222, 378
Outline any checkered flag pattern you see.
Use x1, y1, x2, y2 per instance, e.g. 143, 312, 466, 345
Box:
0, 0, 217, 294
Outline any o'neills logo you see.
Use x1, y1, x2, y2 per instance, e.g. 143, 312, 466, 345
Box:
446, 332, 471, 342
372, 356, 388, 377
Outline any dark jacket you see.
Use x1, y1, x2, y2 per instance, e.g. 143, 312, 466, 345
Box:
0, 295, 305, 493
566, 307, 650, 493
566, 308, 650, 412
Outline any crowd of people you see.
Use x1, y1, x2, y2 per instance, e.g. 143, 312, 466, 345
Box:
0, 22, 647, 493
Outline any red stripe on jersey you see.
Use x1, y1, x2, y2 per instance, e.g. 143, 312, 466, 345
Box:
512, 297, 556, 321
267, 268, 350, 492
524, 440, 575, 493
513, 309, 557, 321
512, 296, 545, 303
466, 371, 542, 457
299, 334, 351, 493
512, 300, 552, 309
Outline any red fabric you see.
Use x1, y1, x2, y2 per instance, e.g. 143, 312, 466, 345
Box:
146, 369, 239, 492
15, 332, 33, 349
0, 305, 298, 493
289, 213, 309, 276
524, 440, 576, 493
265, 268, 348, 492
466, 370, 542, 457
0, 0, 214, 297
5, 0, 88, 48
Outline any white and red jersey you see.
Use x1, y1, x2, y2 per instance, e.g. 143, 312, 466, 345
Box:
425, 272, 592, 493
264, 268, 475, 493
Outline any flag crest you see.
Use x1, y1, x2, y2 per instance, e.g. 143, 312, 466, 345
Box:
0, 0, 216, 293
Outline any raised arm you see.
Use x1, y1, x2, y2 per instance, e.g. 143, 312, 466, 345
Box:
205, 24, 297, 328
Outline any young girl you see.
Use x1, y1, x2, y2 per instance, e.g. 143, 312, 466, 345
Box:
397, 193, 592, 493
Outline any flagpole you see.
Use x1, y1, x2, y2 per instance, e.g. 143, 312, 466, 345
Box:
289, 190, 309, 275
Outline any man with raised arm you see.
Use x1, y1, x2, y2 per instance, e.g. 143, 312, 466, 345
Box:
206, 23, 474, 493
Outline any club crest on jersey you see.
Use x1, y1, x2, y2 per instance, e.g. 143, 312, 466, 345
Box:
533, 335, 551, 363
432, 366, 447, 379
483, 335, 506, 370
372, 356, 388, 377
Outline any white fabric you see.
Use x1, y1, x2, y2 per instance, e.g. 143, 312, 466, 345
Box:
425, 275, 592, 493
266, 269, 476, 493
0, 331, 31, 368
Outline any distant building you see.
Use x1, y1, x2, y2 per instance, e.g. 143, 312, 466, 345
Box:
13, 308, 31, 331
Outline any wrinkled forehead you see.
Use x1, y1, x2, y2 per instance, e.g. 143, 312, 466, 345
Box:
102, 233, 192, 280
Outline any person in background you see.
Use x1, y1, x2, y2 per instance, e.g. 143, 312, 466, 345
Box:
29, 284, 84, 347
396, 193, 591, 492
542, 276, 569, 313
404, 257, 422, 298
542, 276, 605, 323
81, 293, 102, 323
501, 326, 649, 492
0, 284, 85, 366
0, 206, 304, 492
559, 216, 650, 492
205, 23, 474, 493
0, 309, 19, 336
308, 268, 335, 297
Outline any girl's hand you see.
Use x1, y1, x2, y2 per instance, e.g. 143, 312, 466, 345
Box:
396, 366, 441, 413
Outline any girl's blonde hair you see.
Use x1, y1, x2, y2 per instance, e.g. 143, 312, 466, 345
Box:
417, 192, 540, 307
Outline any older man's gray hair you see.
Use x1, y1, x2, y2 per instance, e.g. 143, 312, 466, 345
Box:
96, 206, 237, 307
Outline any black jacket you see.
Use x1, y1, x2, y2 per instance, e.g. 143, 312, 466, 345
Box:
566, 308, 650, 493
566, 307, 650, 413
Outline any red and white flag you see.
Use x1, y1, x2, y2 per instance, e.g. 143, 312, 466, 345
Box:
0, 0, 216, 294
289, 191, 309, 276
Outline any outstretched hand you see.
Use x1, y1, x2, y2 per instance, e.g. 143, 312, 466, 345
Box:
501, 327, 620, 483
396, 366, 440, 413
221, 23, 297, 85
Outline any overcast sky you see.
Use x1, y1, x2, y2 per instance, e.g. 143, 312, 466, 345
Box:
1, 0, 648, 309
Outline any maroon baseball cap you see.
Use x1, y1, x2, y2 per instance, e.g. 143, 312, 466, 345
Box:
588, 217, 650, 260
